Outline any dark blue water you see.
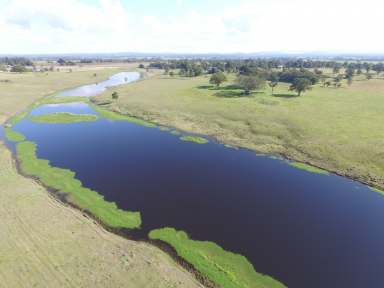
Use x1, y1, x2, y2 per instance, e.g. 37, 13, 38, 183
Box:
11, 103, 384, 288
58, 72, 140, 97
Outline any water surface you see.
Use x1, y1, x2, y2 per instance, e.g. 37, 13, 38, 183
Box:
7, 73, 384, 288
58, 71, 140, 97
10, 103, 384, 288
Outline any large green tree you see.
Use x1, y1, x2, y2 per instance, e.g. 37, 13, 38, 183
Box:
289, 78, 312, 96
209, 72, 227, 87
268, 73, 279, 95
236, 75, 265, 95
10, 64, 27, 73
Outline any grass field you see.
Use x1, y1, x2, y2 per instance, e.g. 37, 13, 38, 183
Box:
0, 142, 202, 288
95, 73, 384, 190
29, 112, 98, 124
0, 68, 202, 288
149, 228, 286, 288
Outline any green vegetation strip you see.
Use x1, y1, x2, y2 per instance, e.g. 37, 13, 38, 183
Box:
9, 111, 29, 126
180, 135, 209, 144
41, 96, 90, 105
149, 228, 286, 288
16, 141, 141, 229
29, 112, 98, 124
4, 127, 26, 142
92, 105, 156, 128
170, 130, 181, 135
370, 187, 384, 195
289, 162, 329, 175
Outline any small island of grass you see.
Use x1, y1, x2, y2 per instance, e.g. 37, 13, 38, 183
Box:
180, 135, 209, 144
149, 227, 286, 288
29, 112, 98, 124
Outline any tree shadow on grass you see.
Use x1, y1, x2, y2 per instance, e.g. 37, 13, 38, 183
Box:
197, 84, 241, 91
215, 90, 264, 98
272, 93, 299, 98
197, 85, 214, 89
214, 90, 245, 98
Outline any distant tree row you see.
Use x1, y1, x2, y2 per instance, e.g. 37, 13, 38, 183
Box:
0, 57, 32, 66
147, 58, 384, 76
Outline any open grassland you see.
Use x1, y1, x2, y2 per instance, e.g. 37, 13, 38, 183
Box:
0, 143, 202, 288
149, 228, 286, 288
0, 68, 201, 288
29, 112, 98, 124
95, 74, 384, 190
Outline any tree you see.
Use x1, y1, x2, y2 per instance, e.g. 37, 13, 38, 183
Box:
333, 66, 340, 74
57, 58, 66, 65
346, 74, 353, 86
209, 72, 227, 87
333, 74, 343, 88
314, 68, 323, 75
112, 91, 119, 100
236, 75, 265, 95
11, 64, 27, 73
268, 73, 279, 95
344, 67, 354, 86
289, 78, 312, 96
364, 63, 372, 74
320, 76, 327, 87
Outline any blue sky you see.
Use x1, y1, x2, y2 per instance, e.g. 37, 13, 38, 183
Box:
0, 0, 383, 54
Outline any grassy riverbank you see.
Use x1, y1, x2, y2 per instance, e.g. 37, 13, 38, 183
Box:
0, 144, 201, 288
30, 112, 98, 124
95, 74, 384, 190
0, 68, 202, 287
92, 104, 156, 127
4, 127, 26, 142
149, 228, 286, 288
16, 140, 141, 229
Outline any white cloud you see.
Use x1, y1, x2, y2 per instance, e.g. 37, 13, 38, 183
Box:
0, 0, 383, 54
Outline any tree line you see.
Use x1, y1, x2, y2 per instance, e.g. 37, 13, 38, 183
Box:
146, 58, 384, 96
